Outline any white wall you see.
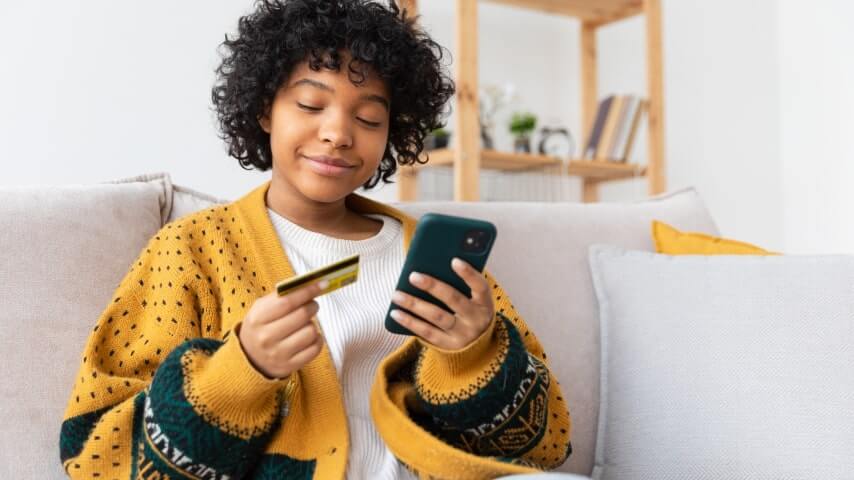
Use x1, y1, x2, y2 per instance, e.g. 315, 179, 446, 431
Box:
599, 1, 782, 252
1, 1, 850, 253
779, 0, 854, 254
0, 1, 269, 197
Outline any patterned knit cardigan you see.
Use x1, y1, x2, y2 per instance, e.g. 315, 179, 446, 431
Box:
60, 180, 572, 479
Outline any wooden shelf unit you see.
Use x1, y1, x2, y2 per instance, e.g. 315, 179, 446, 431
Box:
396, 0, 666, 203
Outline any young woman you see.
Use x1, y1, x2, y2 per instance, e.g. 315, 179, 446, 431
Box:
59, 1, 571, 478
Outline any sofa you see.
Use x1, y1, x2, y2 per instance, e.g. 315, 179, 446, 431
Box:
2, 172, 851, 479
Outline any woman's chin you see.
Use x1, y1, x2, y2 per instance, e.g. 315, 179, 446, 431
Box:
298, 178, 359, 203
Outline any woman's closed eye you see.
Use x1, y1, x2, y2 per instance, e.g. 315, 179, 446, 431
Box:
297, 103, 382, 127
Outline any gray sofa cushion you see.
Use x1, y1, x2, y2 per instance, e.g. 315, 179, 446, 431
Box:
168, 183, 229, 223
394, 187, 719, 475
0, 173, 174, 478
0, 173, 227, 478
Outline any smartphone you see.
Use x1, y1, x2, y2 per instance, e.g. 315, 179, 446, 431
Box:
385, 213, 497, 335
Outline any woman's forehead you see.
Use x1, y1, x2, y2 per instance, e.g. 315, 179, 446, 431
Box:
288, 55, 389, 97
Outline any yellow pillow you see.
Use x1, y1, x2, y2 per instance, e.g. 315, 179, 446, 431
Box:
652, 220, 778, 255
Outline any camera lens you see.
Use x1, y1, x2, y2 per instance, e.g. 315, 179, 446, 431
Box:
462, 229, 488, 253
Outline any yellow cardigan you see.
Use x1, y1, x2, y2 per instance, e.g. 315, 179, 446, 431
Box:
60, 180, 572, 479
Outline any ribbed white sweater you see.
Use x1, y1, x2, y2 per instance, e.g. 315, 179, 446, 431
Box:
267, 208, 419, 480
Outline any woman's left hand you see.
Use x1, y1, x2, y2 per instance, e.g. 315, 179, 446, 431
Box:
390, 258, 495, 351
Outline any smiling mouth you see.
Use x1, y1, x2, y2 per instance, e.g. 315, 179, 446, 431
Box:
303, 155, 356, 177
303, 154, 355, 168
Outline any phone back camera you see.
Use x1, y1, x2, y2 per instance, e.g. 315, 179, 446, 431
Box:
461, 229, 489, 254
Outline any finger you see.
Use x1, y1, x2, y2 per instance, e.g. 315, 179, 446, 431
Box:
266, 300, 319, 341
390, 309, 453, 348
288, 335, 324, 366
408, 271, 472, 317
391, 290, 456, 331
451, 258, 490, 305
262, 280, 326, 324
278, 321, 320, 353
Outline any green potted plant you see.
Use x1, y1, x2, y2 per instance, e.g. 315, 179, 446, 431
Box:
425, 127, 450, 150
432, 127, 450, 149
509, 111, 537, 153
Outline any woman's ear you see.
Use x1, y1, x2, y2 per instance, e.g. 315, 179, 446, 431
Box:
258, 113, 271, 134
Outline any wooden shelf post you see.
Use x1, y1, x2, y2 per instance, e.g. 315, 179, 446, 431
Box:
580, 20, 599, 203
396, 0, 419, 201
455, 0, 482, 201
644, 0, 666, 196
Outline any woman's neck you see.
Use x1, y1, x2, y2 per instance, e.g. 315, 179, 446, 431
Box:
266, 179, 382, 241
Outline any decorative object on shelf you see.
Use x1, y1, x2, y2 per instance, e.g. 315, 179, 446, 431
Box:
509, 111, 537, 153
479, 119, 494, 149
479, 83, 517, 150
425, 127, 450, 150
537, 126, 575, 159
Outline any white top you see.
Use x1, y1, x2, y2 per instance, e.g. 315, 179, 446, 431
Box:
267, 208, 418, 480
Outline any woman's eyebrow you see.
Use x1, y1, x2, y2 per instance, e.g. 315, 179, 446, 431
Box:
290, 78, 389, 111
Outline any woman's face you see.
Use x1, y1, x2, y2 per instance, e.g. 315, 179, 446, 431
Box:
260, 52, 391, 204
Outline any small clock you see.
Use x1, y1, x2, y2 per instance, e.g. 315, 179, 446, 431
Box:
537, 127, 575, 159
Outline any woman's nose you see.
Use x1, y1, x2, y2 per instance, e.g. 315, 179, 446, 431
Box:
319, 112, 353, 149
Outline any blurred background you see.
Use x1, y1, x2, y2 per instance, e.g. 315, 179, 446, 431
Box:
1, 0, 852, 254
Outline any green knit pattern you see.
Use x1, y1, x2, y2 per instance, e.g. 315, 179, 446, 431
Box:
246, 453, 317, 479
141, 337, 279, 477
414, 314, 551, 457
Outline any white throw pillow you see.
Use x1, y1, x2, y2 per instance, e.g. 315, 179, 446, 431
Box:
588, 245, 854, 480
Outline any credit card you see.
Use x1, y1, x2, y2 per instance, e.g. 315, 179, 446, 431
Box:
275, 253, 359, 297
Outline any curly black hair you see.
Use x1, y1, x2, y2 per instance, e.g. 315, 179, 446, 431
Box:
211, 0, 456, 189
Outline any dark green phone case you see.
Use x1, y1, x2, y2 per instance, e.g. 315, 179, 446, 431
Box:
385, 213, 497, 335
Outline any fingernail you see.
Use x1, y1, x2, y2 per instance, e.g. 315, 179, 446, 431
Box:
452, 258, 464, 269
392, 291, 406, 303
390, 310, 401, 320
409, 272, 424, 284
317, 280, 329, 290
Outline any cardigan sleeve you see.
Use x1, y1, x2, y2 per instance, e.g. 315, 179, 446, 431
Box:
411, 270, 573, 470
59, 227, 291, 479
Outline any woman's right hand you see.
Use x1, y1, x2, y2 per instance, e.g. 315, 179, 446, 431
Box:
237, 281, 327, 379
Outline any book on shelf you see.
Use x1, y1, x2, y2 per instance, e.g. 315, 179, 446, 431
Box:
582, 95, 614, 160
582, 94, 647, 163
610, 96, 640, 161
596, 95, 628, 162
616, 99, 647, 163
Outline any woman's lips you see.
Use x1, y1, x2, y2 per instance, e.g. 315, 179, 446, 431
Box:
303, 155, 355, 177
